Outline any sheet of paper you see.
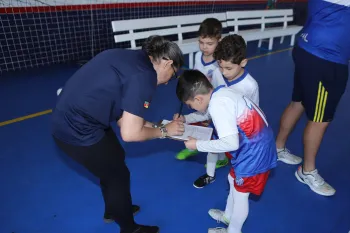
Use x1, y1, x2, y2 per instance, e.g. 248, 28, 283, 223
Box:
161, 120, 213, 141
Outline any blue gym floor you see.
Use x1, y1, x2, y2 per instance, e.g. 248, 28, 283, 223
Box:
1, 39, 349, 233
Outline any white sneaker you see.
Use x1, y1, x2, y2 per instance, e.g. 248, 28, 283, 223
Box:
208, 209, 230, 225
277, 148, 302, 165
295, 166, 336, 196
208, 227, 227, 233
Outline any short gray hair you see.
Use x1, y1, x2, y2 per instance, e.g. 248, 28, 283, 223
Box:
142, 35, 184, 69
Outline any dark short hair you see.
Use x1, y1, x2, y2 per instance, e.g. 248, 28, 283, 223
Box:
176, 70, 213, 102
142, 35, 184, 69
214, 34, 246, 64
198, 18, 222, 39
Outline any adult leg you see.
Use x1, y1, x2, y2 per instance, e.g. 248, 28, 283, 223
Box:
275, 101, 304, 150
102, 180, 140, 223
296, 108, 334, 195
295, 48, 348, 196
275, 47, 304, 165
91, 130, 158, 232
302, 122, 328, 172
101, 178, 133, 223
54, 128, 158, 233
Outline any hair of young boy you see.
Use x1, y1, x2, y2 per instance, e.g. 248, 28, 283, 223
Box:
198, 18, 222, 39
176, 70, 213, 102
214, 34, 246, 64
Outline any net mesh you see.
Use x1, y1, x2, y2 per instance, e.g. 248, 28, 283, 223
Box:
0, 0, 269, 73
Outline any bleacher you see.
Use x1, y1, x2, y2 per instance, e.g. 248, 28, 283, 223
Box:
111, 9, 302, 68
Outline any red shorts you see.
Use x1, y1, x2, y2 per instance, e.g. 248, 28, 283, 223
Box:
229, 168, 270, 196
225, 152, 233, 160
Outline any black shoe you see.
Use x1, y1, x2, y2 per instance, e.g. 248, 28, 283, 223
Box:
129, 225, 159, 233
193, 174, 215, 188
103, 205, 140, 223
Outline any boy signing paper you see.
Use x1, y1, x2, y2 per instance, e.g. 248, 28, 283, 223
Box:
175, 70, 277, 233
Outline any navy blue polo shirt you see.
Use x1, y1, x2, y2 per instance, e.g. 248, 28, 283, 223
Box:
51, 49, 157, 146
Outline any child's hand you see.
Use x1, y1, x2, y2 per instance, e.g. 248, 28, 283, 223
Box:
184, 137, 197, 150
173, 113, 185, 123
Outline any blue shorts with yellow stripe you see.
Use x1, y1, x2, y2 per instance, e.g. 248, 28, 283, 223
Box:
291, 46, 349, 122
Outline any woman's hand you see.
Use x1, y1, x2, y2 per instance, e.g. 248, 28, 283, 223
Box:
184, 137, 197, 150
165, 120, 185, 136
173, 113, 186, 123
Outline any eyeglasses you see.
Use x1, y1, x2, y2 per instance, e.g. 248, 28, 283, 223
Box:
163, 57, 179, 82
170, 64, 179, 82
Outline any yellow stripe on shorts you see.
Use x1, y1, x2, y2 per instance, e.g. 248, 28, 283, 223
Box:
313, 81, 328, 122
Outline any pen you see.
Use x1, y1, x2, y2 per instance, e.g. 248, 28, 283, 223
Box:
178, 102, 183, 119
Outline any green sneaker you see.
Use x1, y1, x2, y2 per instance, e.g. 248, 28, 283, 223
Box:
205, 157, 229, 169
175, 148, 199, 160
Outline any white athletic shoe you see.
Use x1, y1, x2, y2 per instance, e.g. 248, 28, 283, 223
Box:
277, 148, 302, 165
208, 209, 230, 226
208, 227, 227, 233
295, 166, 336, 196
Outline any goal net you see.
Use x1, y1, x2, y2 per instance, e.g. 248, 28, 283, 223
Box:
0, 0, 264, 73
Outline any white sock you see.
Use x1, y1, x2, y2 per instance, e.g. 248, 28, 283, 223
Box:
224, 174, 234, 220
206, 152, 218, 177
228, 183, 249, 233
218, 152, 226, 160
